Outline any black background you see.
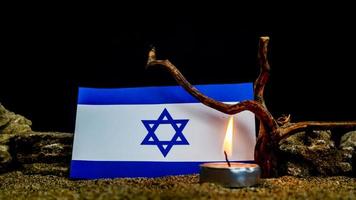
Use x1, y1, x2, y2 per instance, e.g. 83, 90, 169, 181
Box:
1, 5, 355, 132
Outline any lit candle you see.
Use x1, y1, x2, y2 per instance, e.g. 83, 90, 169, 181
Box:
199, 116, 261, 187
223, 116, 234, 167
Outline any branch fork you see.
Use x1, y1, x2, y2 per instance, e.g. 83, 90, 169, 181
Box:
146, 37, 356, 177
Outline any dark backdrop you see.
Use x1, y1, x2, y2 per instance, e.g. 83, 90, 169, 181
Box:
1, 6, 355, 132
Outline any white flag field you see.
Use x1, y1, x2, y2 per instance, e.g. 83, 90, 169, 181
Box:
70, 83, 256, 179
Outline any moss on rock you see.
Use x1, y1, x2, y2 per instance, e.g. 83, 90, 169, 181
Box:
0, 104, 31, 135
279, 130, 355, 176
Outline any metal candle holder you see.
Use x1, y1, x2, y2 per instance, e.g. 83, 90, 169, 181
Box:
199, 162, 261, 188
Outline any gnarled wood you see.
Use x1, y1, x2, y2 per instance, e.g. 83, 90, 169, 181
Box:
146, 48, 278, 131
146, 36, 356, 177
255, 36, 271, 109
278, 121, 356, 140
253, 37, 279, 177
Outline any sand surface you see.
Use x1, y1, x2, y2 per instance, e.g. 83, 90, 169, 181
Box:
0, 171, 355, 199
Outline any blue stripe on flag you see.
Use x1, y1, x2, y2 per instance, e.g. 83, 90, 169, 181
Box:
70, 160, 255, 179
78, 83, 253, 105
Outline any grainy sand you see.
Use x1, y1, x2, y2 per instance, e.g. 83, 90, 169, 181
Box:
0, 171, 355, 199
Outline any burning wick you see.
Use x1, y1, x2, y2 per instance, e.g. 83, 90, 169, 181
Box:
200, 116, 261, 187
224, 151, 231, 167
223, 116, 234, 167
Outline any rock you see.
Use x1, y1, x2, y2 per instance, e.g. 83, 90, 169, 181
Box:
0, 107, 10, 128
0, 145, 12, 171
0, 103, 32, 172
12, 132, 73, 164
0, 134, 14, 172
340, 131, 356, 150
340, 131, 356, 176
279, 130, 353, 176
284, 162, 310, 177
22, 163, 69, 176
0, 103, 73, 175
0, 103, 32, 135
0, 131, 73, 174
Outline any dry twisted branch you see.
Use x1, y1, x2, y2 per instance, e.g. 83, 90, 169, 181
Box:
146, 47, 277, 131
146, 36, 356, 177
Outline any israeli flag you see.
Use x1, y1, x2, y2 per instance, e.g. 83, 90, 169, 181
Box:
70, 83, 256, 179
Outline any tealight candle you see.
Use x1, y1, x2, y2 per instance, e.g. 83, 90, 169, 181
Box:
199, 116, 261, 187
200, 162, 261, 188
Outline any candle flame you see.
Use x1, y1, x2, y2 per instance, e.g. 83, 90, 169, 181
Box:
223, 116, 234, 158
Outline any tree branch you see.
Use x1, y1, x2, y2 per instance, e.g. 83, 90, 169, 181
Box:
145, 37, 356, 177
254, 36, 271, 109
146, 48, 278, 131
277, 121, 356, 140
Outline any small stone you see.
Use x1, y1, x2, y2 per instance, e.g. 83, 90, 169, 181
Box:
338, 162, 352, 172
340, 131, 356, 150
279, 131, 307, 155
285, 162, 310, 177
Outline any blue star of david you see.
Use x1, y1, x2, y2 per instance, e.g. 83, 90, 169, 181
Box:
141, 108, 189, 157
